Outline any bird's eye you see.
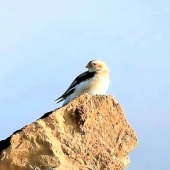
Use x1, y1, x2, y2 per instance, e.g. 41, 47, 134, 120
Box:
93, 63, 96, 66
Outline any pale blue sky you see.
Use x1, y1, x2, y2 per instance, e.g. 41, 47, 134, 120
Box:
0, 1, 170, 169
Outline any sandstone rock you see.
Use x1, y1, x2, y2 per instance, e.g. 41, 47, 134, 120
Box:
0, 94, 137, 170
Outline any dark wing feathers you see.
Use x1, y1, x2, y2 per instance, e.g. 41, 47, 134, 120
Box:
55, 71, 95, 103
56, 88, 75, 103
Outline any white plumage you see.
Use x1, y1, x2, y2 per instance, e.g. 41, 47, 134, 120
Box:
56, 60, 110, 106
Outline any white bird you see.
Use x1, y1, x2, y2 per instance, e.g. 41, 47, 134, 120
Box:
55, 60, 110, 106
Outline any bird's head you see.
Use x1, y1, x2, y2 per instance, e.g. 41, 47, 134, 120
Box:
86, 60, 109, 72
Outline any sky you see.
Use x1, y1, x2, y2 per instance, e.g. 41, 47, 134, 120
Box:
0, 0, 170, 169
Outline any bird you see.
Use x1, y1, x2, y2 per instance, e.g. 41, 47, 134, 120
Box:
55, 60, 110, 106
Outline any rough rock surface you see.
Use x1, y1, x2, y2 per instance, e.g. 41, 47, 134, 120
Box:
0, 94, 137, 170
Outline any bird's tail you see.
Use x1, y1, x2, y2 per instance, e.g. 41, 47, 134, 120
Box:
55, 97, 64, 103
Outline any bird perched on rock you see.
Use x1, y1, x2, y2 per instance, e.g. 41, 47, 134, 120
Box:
55, 60, 110, 106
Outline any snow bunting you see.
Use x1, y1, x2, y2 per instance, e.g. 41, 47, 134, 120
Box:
55, 60, 110, 106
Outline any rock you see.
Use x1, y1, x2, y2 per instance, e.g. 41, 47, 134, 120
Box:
0, 94, 137, 170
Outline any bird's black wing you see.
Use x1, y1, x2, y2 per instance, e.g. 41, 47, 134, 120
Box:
55, 71, 95, 103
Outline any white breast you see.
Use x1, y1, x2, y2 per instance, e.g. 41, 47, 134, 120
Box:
63, 74, 110, 106
90, 75, 110, 95
75, 74, 110, 96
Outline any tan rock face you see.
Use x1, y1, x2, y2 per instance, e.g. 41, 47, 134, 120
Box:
0, 94, 137, 170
